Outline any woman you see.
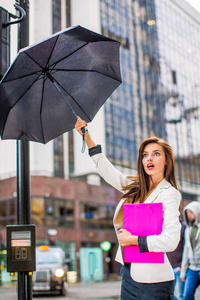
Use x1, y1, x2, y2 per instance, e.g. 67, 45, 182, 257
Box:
75, 117, 181, 300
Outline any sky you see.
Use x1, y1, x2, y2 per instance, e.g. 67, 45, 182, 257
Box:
185, 0, 200, 13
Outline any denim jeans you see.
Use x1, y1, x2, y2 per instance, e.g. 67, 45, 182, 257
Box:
173, 267, 185, 300
120, 264, 174, 300
183, 269, 200, 300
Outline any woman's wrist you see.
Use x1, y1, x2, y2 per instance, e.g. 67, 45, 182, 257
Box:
84, 131, 96, 149
131, 235, 138, 246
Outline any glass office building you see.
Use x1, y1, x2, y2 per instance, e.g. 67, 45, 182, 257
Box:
100, 0, 200, 194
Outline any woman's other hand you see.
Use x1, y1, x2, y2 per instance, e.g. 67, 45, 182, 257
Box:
118, 229, 138, 247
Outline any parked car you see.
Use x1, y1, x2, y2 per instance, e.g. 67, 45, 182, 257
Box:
32, 245, 68, 295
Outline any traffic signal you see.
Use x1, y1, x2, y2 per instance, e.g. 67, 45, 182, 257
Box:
100, 241, 111, 252
0, 7, 10, 79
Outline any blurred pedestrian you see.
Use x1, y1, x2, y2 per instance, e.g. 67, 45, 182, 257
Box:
75, 117, 181, 300
167, 219, 186, 299
180, 201, 200, 300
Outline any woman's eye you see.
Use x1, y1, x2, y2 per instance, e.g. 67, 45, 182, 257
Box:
155, 152, 160, 156
143, 154, 147, 158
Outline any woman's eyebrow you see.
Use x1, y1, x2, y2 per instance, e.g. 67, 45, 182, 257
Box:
143, 149, 161, 153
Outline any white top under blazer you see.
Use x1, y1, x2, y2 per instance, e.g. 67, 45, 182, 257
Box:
91, 152, 181, 283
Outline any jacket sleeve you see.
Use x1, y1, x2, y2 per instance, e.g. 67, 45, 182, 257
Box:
147, 188, 181, 252
91, 153, 131, 192
180, 231, 190, 279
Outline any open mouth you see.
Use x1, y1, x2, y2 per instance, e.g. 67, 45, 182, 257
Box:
147, 163, 154, 170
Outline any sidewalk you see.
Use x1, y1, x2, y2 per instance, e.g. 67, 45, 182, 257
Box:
67, 280, 121, 299
0, 280, 200, 299
0, 280, 122, 300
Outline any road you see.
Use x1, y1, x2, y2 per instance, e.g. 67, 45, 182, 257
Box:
0, 280, 121, 300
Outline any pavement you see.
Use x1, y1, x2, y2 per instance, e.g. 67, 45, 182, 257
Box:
0, 280, 200, 299
0, 280, 121, 300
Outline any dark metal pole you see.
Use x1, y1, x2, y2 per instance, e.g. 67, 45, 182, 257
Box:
16, 1, 32, 299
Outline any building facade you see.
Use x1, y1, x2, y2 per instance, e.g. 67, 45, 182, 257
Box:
99, 0, 200, 201
0, 0, 200, 283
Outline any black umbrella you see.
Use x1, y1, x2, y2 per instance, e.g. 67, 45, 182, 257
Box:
0, 25, 121, 144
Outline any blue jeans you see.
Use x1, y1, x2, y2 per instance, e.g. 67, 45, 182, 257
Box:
120, 265, 174, 299
173, 267, 185, 300
183, 269, 200, 300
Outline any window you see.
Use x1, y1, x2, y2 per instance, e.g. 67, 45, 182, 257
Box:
45, 197, 75, 228
54, 136, 64, 178
68, 131, 74, 174
0, 198, 16, 226
80, 202, 115, 229
66, 0, 71, 27
31, 197, 45, 225
52, 0, 61, 33
171, 70, 177, 85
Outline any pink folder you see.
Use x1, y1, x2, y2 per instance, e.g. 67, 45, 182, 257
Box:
123, 203, 164, 263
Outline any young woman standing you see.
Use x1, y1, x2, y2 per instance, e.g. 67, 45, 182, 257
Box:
75, 117, 181, 300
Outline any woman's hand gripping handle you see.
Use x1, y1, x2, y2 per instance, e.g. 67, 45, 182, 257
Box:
75, 117, 96, 149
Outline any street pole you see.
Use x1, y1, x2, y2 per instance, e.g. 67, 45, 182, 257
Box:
16, 1, 32, 299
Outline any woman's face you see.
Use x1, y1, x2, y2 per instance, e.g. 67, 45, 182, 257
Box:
142, 143, 166, 181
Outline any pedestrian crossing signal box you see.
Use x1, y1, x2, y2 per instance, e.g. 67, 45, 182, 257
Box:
7, 225, 36, 272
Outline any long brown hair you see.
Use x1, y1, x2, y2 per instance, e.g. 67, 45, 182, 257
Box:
121, 136, 178, 203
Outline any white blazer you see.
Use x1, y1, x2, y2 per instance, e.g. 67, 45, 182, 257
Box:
91, 153, 181, 283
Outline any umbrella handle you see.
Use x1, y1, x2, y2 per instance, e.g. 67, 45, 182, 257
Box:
81, 127, 88, 135
81, 127, 88, 153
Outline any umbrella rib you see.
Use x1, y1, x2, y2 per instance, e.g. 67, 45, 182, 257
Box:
22, 42, 59, 75
0, 73, 42, 139
24, 51, 49, 71
49, 43, 89, 69
52, 68, 121, 82
23, 39, 86, 73
1, 71, 42, 83
39, 77, 46, 143
11, 73, 42, 107
49, 41, 119, 71
24, 41, 59, 69
52, 76, 92, 121
2, 43, 88, 84
46, 35, 59, 68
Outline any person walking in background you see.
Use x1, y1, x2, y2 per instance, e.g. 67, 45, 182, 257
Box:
75, 116, 181, 300
167, 219, 186, 300
180, 201, 200, 300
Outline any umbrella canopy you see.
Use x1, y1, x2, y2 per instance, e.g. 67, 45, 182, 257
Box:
0, 25, 121, 144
